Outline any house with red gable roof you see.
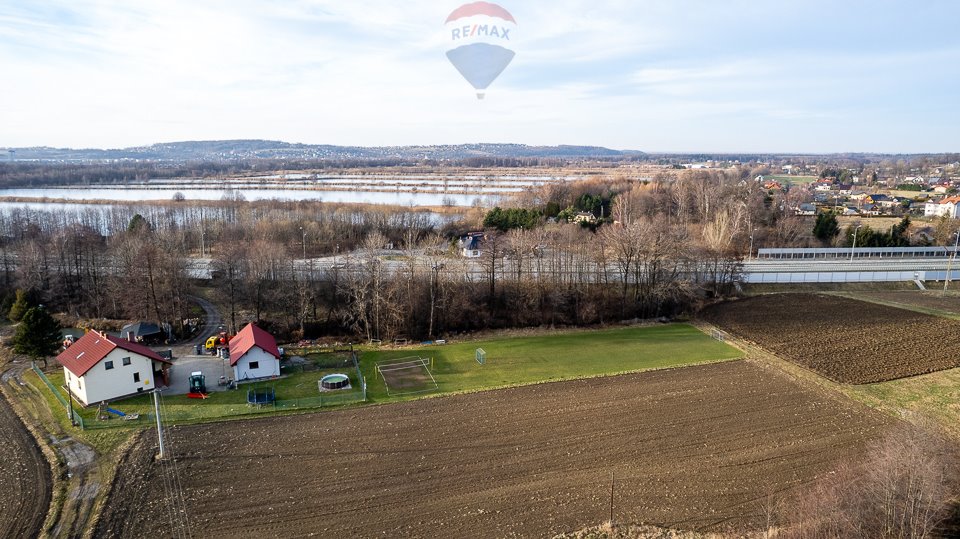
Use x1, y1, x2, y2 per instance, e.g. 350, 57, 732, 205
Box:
229, 323, 281, 381
56, 330, 172, 406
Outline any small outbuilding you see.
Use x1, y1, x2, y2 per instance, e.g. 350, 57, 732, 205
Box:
57, 330, 171, 406
120, 321, 164, 343
229, 323, 281, 382
459, 232, 484, 258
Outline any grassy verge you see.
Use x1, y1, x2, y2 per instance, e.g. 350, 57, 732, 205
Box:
22, 370, 139, 454
849, 369, 960, 439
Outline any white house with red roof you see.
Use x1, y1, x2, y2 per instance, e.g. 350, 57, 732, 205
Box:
924, 196, 960, 219
229, 323, 281, 381
56, 330, 172, 406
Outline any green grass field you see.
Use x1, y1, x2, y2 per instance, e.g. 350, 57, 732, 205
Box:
361, 323, 743, 401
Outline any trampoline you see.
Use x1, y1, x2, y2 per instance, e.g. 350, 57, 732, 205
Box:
247, 387, 276, 405
320, 373, 351, 391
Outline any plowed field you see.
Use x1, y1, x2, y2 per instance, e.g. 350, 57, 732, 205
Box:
0, 392, 51, 538
96, 361, 890, 538
702, 293, 960, 384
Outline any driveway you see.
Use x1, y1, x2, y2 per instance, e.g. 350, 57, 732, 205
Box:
172, 295, 225, 358
165, 355, 232, 395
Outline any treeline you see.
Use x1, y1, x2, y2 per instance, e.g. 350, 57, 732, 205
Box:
0, 200, 452, 340
0, 171, 756, 342
0, 168, 832, 342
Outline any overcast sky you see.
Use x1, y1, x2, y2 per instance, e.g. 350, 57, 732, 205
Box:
1, 1, 958, 153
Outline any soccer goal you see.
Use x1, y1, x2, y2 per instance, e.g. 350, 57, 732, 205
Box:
375, 356, 438, 396
711, 329, 727, 342
475, 348, 486, 365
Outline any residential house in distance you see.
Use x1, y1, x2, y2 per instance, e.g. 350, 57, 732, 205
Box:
57, 330, 171, 406
795, 203, 817, 216
229, 323, 281, 382
924, 197, 960, 219
459, 232, 484, 258
573, 211, 598, 225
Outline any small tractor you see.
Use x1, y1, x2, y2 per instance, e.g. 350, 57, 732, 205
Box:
187, 371, 208, 398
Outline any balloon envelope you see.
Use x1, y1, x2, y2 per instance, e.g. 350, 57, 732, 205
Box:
445, 2, 517, 98
446, 43, 515, 92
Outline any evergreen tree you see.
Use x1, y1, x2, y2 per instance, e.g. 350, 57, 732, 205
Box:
12, 307, 62, 368
8, 289, 33, 322
813, 213, 840, 243
128, 213, 151, 233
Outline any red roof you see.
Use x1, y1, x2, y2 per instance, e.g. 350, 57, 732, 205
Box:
228, 323, 280, 366
56, 331, 169, 377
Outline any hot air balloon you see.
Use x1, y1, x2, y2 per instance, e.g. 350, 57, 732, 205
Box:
445, 2, 517, 99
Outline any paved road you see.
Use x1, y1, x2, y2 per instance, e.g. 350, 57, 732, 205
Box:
173, 296, 224, 358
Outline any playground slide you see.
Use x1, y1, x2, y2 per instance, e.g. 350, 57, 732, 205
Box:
105, 407, 140, 420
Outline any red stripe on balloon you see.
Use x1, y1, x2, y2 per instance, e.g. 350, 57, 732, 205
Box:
445, 2, 516, 24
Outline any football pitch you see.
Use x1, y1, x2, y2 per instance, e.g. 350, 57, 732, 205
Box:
362, 323, 743, 401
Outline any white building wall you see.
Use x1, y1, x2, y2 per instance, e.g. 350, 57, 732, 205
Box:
64, 367, 89, 406
69, 349, 158, 406
925, 202, 958, 218
233, 346, 280, 381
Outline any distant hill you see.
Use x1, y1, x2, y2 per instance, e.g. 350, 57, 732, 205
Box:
1, 140, 643, 162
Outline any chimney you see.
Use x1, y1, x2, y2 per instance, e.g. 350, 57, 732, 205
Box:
127, 331, 135, 342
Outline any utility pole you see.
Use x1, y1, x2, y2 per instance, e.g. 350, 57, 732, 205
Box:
300, 227, 306, 259
943, 231, 960, 294
849, 224, 862, 262
153, 390, 165, 459
67, 385, 76, 426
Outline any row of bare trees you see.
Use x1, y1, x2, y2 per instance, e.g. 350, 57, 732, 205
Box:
775, 422, 959, 538
0, 171, 775, 340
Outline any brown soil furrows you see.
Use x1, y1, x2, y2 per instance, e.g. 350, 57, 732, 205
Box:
0, 391, 52, 538
96, 361, 891, 538
701, 294, 960, 384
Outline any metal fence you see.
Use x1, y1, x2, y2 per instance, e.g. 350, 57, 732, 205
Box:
31, 362, 85, 430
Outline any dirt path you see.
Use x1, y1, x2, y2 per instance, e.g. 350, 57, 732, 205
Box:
3, 359, 104, 539
96, 361, 892, 538
0, 389, 52, 538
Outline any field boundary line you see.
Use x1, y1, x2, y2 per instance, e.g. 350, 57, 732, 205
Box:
824, 291, 960, 321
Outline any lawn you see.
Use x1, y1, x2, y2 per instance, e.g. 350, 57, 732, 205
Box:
360, 323, 743, 401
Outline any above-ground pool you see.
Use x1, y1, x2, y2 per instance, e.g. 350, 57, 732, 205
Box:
320, 374, 351, 391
